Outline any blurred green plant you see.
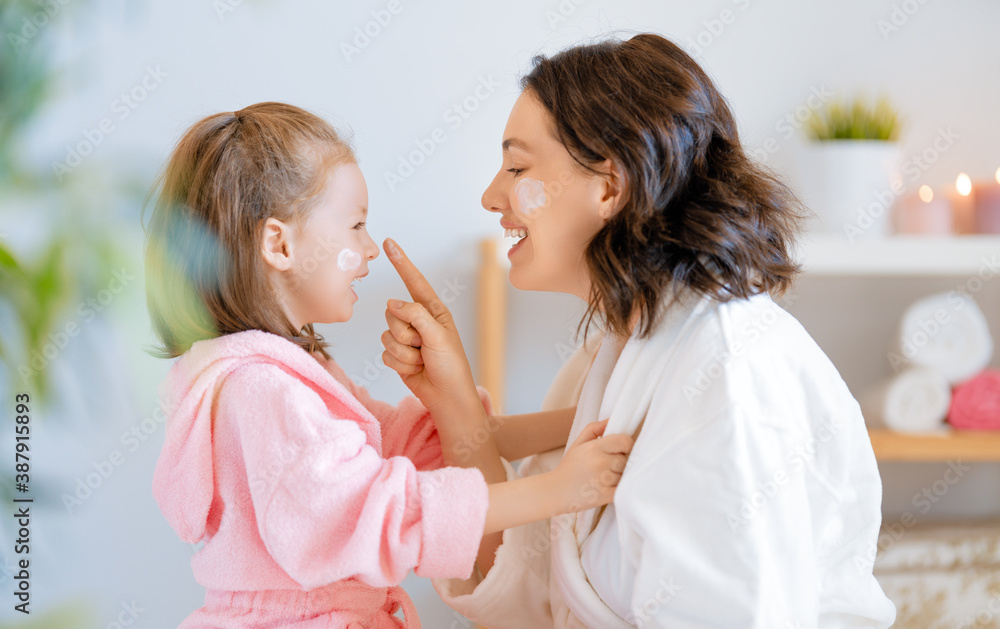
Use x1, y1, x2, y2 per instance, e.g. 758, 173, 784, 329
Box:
0, 0, 131, 404
0, 239, 69, 401
0, 189, 128, 401
1, 5, 152, 627
806, 96, 902, 141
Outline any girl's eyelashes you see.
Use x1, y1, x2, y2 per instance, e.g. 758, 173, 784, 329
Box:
352, 221, 366, 230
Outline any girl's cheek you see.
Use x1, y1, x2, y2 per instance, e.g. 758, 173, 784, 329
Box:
336, 248, 362, 273
512, 177, 548, 218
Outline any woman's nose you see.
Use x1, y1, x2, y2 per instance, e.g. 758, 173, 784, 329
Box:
481, 170, 508, 214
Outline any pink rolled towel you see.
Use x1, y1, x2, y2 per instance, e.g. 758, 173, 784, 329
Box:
948, 369, 1000, 430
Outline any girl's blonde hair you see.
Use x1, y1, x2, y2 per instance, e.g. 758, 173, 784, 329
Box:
143, 102, 354, 358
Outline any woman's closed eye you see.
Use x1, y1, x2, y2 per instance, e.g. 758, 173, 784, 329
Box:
506, 167, 525, 177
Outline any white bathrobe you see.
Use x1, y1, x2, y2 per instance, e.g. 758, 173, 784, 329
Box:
433, 289, 896, 628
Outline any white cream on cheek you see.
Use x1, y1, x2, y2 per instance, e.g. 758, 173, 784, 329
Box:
513, 178, 547, 217
337, 248, 362, 273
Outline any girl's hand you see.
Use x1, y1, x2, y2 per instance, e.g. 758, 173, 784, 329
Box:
380, 238, 480, 414
549, 419, 633, 515
483, 420, 632, 536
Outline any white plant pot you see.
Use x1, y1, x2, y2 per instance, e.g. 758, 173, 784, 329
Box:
795, 141, 902, 242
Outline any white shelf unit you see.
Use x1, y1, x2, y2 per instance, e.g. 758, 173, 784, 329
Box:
796, 233, 1000, 461
797, 234, 1000, 276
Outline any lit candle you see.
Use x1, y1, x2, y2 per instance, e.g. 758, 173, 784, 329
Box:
894, 184, 953, 235
973, 167, 1000, 233
951, 172, 976, 234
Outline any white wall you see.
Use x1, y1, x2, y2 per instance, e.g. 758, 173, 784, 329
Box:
5, 0, 999, 626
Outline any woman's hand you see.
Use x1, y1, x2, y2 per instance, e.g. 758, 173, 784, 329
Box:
550, 419, 633, 514
380, 238, 480, 416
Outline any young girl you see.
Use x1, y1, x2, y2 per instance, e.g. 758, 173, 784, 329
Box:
144, 102, 632, 628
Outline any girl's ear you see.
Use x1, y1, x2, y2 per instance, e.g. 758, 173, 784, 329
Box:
596, 158, 628, 221
261, 217, 293, 271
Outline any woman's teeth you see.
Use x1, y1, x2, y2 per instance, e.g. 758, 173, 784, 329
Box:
504, 228, 528, 239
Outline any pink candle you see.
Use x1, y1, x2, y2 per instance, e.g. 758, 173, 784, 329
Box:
973, 167, 1000, 233
894, 185, 953, 235
951, 173, 976, 234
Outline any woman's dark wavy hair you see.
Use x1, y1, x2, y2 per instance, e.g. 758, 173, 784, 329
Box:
521, 33, 806, 340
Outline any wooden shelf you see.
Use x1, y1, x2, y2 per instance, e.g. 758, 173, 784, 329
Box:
797, 234, 1000, 276
869, 428, 1000, 461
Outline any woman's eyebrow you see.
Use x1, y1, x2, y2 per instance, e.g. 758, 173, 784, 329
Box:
502, 137, 531, 152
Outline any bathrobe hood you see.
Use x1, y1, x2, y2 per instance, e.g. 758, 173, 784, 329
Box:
151, 330, 372, 544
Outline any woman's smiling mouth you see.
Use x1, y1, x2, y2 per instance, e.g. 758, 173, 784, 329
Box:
500, 220, 529, 256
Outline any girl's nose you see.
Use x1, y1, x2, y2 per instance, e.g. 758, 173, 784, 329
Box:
364, 233, 380, 261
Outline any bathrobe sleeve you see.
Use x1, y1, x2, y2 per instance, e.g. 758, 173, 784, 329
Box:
317, 355, 494, 472
614, 364, 893, 627
217, 362, 489, 590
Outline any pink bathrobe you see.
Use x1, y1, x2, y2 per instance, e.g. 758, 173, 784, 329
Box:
152, 329, 490, 628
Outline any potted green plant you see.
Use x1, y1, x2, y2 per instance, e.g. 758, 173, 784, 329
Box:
796, 96, 903, 242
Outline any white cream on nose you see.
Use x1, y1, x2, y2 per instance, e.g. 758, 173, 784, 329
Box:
513, 178, 547, 216
337, 248, 362, 272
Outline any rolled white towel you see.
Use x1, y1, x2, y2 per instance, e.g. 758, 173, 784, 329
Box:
862, 367, 952, 433
896, 292, 993, 385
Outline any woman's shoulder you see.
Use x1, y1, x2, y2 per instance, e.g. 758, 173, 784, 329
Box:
652, 291, 800, 365
650, 291, 856, 416
627, 292, 866, 470
679, 291, 826, 368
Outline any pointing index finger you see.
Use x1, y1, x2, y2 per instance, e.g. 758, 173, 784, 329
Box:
383, 238, 449, 318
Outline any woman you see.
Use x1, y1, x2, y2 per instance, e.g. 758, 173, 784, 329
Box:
379, 33, 895, 628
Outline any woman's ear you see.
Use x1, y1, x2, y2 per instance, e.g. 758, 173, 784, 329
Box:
261, 217, 293, 271
596, 158, 628, 220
